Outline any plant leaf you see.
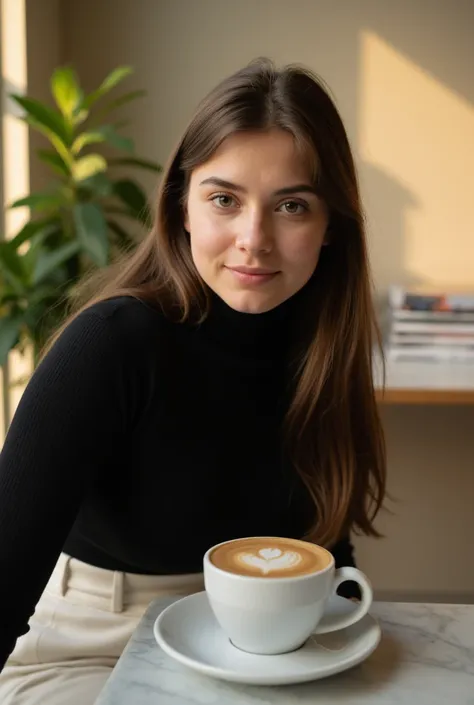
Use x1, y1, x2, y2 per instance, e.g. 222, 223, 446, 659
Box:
103, 206, 138, 220
71, 107, 89, 128
71, 130, 106, 155
37, 149, 70, 177
6, 218, 59, 249
112, 179, 150, 225
0, 312, 24, 366
21, 234, 46, 282
0, 242, 26, 280
78, 172, 113, 198
81, 66, 133, 110
72, 154, 107, 182
98, 66, 133, 92
10, 94, 72, 145
111, 119, 131, 130
90, 89, 146, 123
96, 125, 134, 152
23, 116, 73, 167
0, 269, 26, 295
28, 282, 66, 306
0, 269, 25, 296
9, 192, 66, 213
51, 66, 82, 120
73, 202, 109, 266
108, 156, 162, 173
102, 88, 146, 111
33, 241, 80, 286
0, 287, 22, 306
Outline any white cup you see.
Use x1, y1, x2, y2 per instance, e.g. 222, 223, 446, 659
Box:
204, 536, 373, 655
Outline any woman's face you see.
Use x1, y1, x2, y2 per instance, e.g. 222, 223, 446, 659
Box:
184, 129, 329, 314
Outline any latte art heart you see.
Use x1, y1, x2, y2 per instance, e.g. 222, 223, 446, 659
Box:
258, 548, 282, 560
239, 548, 302, 575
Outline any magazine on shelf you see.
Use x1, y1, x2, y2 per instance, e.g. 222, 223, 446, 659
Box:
385, 284, 474, 363
388, 333, 474, 347
390, 321, 474, 335
388, 285, 474, 313
391, 309, 474, 323
386, 345, 474, 361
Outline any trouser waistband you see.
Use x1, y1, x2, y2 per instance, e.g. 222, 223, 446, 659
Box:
46, 553, 205, 613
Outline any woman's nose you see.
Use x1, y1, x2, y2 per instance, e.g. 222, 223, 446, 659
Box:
234, 213, 273, 254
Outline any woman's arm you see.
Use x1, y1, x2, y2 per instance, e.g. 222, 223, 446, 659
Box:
0, 309, 130, 672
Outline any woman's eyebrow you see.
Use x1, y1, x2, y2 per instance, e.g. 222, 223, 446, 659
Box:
199, 177, 318, 196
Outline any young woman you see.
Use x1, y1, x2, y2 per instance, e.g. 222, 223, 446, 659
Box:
0, 57, 386, 704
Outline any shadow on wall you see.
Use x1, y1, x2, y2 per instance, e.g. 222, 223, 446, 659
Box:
360, 162, 420, 313
364, 0, 474, 107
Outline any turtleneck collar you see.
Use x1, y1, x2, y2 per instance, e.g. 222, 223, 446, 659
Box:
195, 287, 306, 363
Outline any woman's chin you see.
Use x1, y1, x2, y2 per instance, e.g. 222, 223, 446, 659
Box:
215, 288, 286, 315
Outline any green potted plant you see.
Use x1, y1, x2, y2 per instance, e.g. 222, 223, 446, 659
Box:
0, 65, 161, 367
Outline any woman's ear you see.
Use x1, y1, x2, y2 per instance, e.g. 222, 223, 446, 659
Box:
322, 226, 331, 246
183, 207, 190, 233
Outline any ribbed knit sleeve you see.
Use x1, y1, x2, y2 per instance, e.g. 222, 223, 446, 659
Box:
0, 311, 127, 671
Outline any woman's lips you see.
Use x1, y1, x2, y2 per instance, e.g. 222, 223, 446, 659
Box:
226, 266, 279, 285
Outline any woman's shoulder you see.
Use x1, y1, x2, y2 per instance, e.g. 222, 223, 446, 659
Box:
46, 296, 172, 370
78, 295, 170, 342
82, 295, 164, 324
25, 296, 175, 415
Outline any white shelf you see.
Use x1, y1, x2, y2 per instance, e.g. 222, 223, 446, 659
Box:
373, 353, 474, 404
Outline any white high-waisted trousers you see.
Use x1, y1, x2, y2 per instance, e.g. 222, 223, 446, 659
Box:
0, 553, 204, 704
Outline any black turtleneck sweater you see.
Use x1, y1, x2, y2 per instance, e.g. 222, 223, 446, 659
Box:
0, 294, 359, 671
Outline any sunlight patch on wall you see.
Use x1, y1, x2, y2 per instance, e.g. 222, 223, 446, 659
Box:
1, 0, 29, 235
359, 30, 474, 287
1, 0, 31, 438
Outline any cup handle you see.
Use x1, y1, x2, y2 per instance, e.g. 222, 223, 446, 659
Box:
313, 566, 373, 634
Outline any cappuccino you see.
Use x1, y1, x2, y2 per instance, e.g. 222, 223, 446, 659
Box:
209, 536, 331, 578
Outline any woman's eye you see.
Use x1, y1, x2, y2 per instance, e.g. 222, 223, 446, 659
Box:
279, 200, 308, 215
211, 194, 236, 209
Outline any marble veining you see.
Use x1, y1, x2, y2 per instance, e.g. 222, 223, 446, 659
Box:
95, 597, 474, 705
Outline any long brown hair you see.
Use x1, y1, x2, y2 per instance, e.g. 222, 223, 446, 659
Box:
45, 57, 386, 548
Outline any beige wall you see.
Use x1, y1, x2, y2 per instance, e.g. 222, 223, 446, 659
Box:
30, 0, 474, 601
26, 0, 63, 191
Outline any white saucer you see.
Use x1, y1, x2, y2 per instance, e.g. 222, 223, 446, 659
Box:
153, 591, 381, 686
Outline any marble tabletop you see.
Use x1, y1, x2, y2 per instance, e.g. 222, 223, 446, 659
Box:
95, 596, 474, 704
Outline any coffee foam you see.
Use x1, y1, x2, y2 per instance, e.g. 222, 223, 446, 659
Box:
210, 537, 332, 578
